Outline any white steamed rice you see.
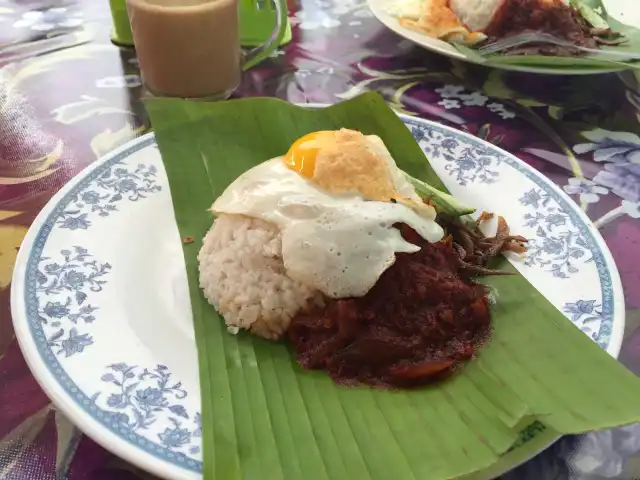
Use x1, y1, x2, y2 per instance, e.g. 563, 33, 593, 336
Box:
198, 213, 324, 340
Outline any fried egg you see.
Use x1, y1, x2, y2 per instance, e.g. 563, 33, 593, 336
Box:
283, 129, 435, 219
388, 0, 487, 45
449, 0, 505, 32
212, 130, 444, 299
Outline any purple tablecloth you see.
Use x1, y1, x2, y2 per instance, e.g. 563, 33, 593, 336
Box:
1, 1, 640, 478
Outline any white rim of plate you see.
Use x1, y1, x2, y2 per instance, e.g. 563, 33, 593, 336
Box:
11, 112, 626, 480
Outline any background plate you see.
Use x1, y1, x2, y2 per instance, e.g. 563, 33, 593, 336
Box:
11, 114, 625, 480
366, 0, 639, 75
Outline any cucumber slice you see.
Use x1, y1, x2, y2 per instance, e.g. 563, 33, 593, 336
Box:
405, 173, 476, 217
570, 0, 610, 30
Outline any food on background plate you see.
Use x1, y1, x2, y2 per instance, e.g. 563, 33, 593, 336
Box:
198, 128, 527, 387
386, 0, 487, 45
387, 0, 626, 56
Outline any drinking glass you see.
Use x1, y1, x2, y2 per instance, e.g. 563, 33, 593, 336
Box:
125, 0, 287, 99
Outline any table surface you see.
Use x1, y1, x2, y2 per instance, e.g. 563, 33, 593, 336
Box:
1, 1, 640, 479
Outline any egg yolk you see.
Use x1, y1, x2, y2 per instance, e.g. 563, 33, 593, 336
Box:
284, 129, 396, 200
283, 129, 435, 220
283, 131, 335, 179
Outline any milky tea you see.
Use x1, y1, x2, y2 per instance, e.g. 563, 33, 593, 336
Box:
126, 0, 242, 99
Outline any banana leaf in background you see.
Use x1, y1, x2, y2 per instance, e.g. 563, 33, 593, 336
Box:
145, 92, 640, 480
455, 0, 640, 72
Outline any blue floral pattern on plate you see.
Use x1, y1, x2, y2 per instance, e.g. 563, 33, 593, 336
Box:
564, 300, 610, 348
413, 121, 597, 281
22, 136, 204, 471
94, 363, 201, 456
57, 162, 161, 230
16, 119, 618, 476
412, 125, 505, 185
519, 188, 592, 278
37, 246, 111, 357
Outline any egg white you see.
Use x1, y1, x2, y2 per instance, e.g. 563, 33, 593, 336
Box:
449, 0, 503, 32
212, 137, 444, 299
386, 0, 422, 20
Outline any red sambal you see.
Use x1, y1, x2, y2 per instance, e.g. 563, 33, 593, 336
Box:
287, 224, 492, 389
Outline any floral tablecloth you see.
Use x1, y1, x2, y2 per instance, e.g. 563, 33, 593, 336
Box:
1, 1, 640, 479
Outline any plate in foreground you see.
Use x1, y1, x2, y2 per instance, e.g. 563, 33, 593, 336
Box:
11, 113, 625, 479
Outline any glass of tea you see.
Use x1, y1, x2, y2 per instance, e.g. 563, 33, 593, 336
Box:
125, 0, 287, 99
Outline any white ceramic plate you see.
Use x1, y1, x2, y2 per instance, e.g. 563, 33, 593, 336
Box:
367, 0, 639, 75
11, 113, 625, 480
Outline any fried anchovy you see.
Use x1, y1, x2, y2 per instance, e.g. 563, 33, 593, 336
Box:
459, 262, 515, 276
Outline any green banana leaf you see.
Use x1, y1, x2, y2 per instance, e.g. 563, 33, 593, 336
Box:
145, 92, 640, 480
